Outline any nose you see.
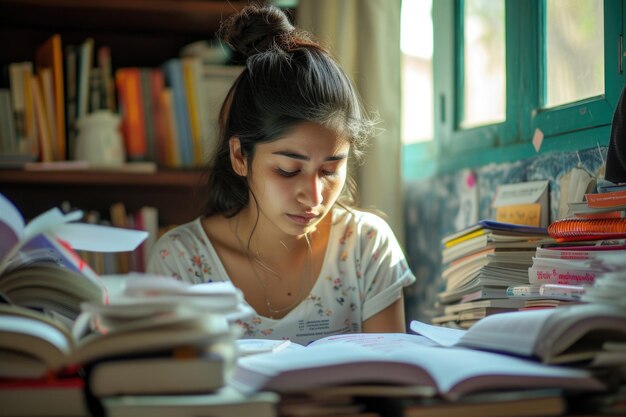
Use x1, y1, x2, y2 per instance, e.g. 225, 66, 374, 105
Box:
298, 174, 323, 208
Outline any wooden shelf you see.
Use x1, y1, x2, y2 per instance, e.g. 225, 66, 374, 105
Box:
0, 169, 207, 225
0, 0, 250, 68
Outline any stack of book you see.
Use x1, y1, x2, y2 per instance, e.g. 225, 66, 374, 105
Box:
434, 220, 554, 328
507, 243, 626, 309
505, 184, 626, 310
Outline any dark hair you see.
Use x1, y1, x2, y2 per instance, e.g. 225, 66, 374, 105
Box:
203, 3, 374, 217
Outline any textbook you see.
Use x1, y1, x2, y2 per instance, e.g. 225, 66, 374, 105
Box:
0, 375, 87, 417
410, 303, 626, 364
230, 333, 603, 400
403, 389, 566, 417
0, 305, 231, 377
88, 351, 227, 396
102, 386, 278, 417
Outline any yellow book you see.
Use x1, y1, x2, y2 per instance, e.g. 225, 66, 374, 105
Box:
160, 88, 181, 168
444, 228, 486, 248
181, 58, 203, 166
30, 74, 54, 162
35, 34, 66, 160
21, 62, 39, 156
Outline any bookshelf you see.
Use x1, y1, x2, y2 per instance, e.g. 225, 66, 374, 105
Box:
0, 169, 206, 225
0, 0, 251, 226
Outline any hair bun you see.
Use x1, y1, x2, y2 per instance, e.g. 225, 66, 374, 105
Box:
219, 4, 295, 58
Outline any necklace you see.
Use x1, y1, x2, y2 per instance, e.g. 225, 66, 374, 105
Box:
231, 217, 312, 319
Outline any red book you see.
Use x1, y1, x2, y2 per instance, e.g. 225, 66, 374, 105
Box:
585, 189, 626, 208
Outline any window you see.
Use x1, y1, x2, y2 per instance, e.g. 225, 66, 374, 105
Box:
401, 0, 434, 144
461, 0, 506, 128
403, 0, 624, 179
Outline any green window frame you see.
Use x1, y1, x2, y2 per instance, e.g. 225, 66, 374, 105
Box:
403, 0, 625, 180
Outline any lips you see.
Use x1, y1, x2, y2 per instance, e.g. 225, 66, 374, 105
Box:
287, 213, 319, 225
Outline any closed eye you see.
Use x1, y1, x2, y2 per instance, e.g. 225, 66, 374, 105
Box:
276, 168, 299, 177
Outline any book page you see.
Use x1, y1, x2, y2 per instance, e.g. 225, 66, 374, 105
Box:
232, 334, 602, 400
455, 308, 555, 357
409, 320, 466, 346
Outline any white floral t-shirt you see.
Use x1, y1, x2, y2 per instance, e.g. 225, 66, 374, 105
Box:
147, 207, 416, 346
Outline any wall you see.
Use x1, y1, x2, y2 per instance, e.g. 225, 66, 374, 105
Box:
403, 146, 607, 322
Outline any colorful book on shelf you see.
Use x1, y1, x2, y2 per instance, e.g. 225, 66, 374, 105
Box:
115, 68, 148, 161
35, 33, 66, 161
410, 303, 626, 364
76, 37, 94, 122
229, 332, 603, 400
160, 88, 182, 167
0, 89, 18, 154
150, 69, 168, 166
162, 58, 194, 167
31, 73, 54, 162
139, 67, 157, 162
181, 57, 204, 166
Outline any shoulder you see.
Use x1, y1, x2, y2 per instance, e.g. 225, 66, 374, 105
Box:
155, 218, 208, 249
333, 207, 394, 238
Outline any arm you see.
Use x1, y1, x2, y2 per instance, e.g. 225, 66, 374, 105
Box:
362, 296, 407, 333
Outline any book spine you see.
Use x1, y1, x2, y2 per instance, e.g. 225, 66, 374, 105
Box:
162, 59, 193, 167
528, 265, 597, 286
506, 285, 540, 298
539, 284, 586, 300
585, 189, 626, 208
115, 68, 147, 161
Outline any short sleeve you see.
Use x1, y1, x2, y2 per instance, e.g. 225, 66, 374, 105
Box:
357, 213, 416, 321
146, 220, 216, 284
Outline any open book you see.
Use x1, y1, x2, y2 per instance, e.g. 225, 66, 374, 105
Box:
410, 303, 626, 364
230, 333, 604, 401
0, 193, 147, 320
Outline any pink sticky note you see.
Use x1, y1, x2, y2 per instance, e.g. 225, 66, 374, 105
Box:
532, 128, 544, 152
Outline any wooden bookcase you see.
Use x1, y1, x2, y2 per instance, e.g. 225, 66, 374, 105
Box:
0, 169, 207, 225
0, 0, 250, 225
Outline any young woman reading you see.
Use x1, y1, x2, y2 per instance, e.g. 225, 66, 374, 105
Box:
148, 4, 416, 345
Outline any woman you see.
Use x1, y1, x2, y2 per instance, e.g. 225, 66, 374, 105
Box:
148, 4, 415, 345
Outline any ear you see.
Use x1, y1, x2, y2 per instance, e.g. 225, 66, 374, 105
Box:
229, 137, 248, 176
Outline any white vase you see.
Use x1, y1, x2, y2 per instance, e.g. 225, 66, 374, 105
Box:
75, 110, 125, 166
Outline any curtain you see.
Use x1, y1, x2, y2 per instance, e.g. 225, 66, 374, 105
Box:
297, 0, 405, 244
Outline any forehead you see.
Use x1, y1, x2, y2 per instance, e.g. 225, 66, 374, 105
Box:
263, 122, 350, 154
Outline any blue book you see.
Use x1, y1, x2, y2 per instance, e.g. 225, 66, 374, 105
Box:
162, 59, 193, 167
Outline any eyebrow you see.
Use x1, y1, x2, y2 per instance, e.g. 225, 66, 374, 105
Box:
272, 151, 349, 162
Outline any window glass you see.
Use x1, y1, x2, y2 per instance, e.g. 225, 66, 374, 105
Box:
545, 0, 604, 108
401, 0, 434, 144
462, 0, 506, 128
